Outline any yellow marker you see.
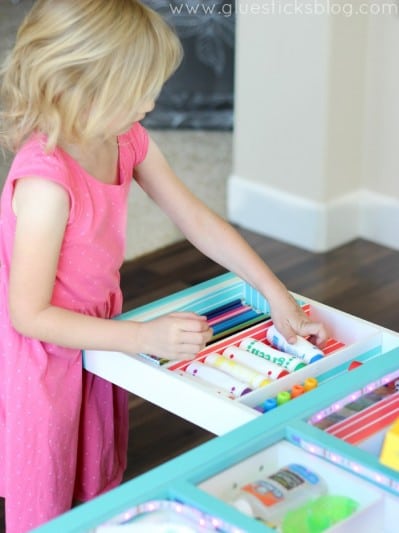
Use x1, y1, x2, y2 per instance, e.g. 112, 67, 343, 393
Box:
304, 377, 318, 392
205, 353, 270, 388
380, 417, 399, 472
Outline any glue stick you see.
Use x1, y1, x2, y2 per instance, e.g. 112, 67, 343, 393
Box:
239, 338, 306, 372
222, 346, 289, 380
266, 325, 324, 364
205, 353, 270, 388
185, 361, 252, 398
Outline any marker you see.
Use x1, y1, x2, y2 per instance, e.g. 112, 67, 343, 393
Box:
266, 325, 325, 364
263, 397, 278, 411
291, 384, 305, 398
185, 361, 252, 398
205, 353, 271, 389
257, 381, 314, 414
277, 391, 291, 405
222, 346, 289, 380
304, 377, 318, 391
239, 337, 307, 372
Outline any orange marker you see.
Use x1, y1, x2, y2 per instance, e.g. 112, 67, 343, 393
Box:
291, 384, 305, 398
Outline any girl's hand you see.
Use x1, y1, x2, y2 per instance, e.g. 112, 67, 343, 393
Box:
269, 291, 328, 347
135, 312, 213, 360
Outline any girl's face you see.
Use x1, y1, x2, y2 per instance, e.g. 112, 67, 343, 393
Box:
109, 98, 155, 136
133, 98, 155, 122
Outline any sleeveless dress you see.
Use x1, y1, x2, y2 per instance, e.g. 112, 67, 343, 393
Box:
0, 123, 149, 533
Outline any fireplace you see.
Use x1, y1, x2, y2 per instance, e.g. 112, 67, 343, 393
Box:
142, 1, 235, 130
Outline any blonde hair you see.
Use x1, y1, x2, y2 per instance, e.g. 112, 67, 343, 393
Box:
0, 0, 183, 152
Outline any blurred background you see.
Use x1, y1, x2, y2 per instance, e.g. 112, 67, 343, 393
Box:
1, 0, 399, 258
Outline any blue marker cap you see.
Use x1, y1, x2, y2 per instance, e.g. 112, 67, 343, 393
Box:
263, 397, 278, 411
309, 354, 324, 364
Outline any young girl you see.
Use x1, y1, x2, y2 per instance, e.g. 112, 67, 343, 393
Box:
0, 1, 327, 531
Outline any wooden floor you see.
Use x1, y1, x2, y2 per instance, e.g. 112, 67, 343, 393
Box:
2, 228, 399, 530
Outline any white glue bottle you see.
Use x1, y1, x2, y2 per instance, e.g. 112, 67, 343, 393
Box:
231, 463, 327, 527
266, 325, 324, 364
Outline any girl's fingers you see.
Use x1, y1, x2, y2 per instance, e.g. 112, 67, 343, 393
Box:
295, 320, 329, 346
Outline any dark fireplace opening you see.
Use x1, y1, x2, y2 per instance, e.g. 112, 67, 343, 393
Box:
142, 1, 235, 130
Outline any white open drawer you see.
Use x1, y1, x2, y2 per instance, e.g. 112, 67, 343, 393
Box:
83, 274, 399, 435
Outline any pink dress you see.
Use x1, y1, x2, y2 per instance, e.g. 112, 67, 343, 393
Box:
0, 123, 149, 532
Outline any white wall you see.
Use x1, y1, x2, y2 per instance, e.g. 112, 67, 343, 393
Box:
232, 8, 331, 202
364, 13, 399, 198
229, 3, 399, 252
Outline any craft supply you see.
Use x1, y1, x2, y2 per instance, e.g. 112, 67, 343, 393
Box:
281, 494, 359, 533
222, 346, 289, 380
211, 308, 263, 335
380, 416, 399, 471
326, 391, 399, 445
204, 299, 243, 320
210, 316, 269, 343
185, 361, 252, 398
240, 337, 307, 372
304, 377, 318, 392
266, 325, 325, 364
231, 464, 327, 526
277, 391, 291, 405
263, 398, 278, 411
205, 353, 270, 388
257, 380, 314, 413
291, 384, 305, 398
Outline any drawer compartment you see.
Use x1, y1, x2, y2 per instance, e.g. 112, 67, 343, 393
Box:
84, 274, 399, 434
198, 440, 385, 532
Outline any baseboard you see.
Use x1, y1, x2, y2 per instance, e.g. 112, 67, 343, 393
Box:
227, 175, 399, 252
359, 190, 399, 251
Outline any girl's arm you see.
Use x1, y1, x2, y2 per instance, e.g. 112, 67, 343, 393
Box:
134, 137, 328, 346
9, 177, 212, 359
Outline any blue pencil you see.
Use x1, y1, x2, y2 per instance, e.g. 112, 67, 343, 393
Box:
211, 308, 262, 335
204, 299, 243, 320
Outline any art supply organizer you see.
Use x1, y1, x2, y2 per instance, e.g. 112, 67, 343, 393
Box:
33, 273, 399, 532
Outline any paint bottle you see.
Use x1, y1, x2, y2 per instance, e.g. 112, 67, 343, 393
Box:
231, 464, 327, 527
204, 353, 270, 388
239, 337, 307, 372
185, 361, 252, 398
266, 325, 324, 364
222, 346, 289, 380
